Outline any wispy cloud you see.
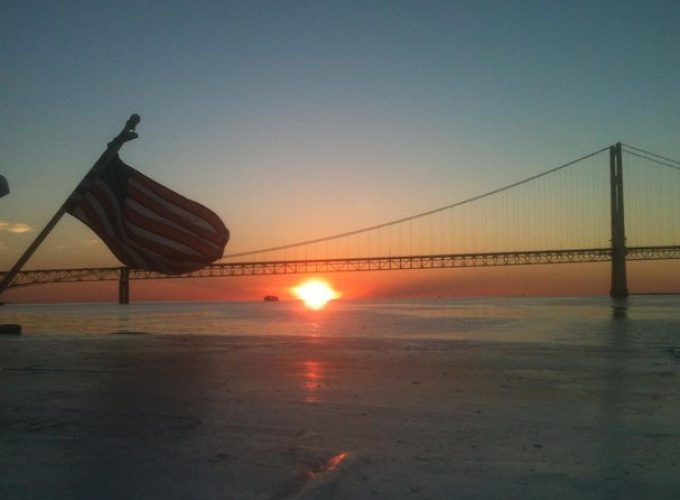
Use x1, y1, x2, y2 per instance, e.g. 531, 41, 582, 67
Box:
0, 220, 33, 234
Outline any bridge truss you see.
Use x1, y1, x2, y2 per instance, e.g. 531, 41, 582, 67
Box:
5, 246, 680, 289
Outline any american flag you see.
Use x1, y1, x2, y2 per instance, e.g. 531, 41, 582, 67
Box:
67, 155, 229, 274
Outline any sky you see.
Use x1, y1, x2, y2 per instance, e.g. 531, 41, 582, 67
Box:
2, 0, 680, 302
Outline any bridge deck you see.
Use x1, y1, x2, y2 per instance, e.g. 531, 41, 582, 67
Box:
3, 246, 680, 288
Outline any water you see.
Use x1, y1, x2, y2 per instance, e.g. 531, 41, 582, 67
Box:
2, 296, 680, 347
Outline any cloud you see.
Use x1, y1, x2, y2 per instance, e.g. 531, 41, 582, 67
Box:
0, 220, 33, 234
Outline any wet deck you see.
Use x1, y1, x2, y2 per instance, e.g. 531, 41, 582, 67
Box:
1, 334, 678, 499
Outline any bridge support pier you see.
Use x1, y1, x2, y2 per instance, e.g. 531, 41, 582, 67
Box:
119, 267, 130, 305
610, 143, 628, 298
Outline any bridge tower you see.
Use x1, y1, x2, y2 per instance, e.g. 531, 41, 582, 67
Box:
610, 142, 628, 298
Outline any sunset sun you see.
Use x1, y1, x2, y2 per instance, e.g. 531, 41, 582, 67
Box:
291, 279, 340, 310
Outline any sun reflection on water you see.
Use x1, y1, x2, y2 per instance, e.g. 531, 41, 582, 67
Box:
323, 451, 349, 472
303, 360, 323, 402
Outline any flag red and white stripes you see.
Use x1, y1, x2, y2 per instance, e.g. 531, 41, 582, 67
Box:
67, 155, 229, 274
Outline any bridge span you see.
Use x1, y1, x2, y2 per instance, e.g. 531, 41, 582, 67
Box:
4, 246, 680, 304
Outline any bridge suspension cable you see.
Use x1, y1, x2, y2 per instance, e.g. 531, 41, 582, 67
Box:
622, 144, 680, 249
622, 144, 680, 171
222, 146, 611, 260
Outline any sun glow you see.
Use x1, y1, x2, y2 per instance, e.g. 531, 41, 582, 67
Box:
292, 279, 340, 310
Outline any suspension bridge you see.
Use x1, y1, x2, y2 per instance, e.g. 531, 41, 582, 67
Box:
2, 143, 680, 303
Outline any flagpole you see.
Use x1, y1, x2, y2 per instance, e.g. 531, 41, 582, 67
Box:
0, 114, 140, 296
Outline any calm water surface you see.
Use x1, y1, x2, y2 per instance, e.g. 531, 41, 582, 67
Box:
2, 296, 679, 347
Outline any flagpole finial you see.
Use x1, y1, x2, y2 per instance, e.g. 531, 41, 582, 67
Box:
109, 114, 141, 147
127, 114, 140, 130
